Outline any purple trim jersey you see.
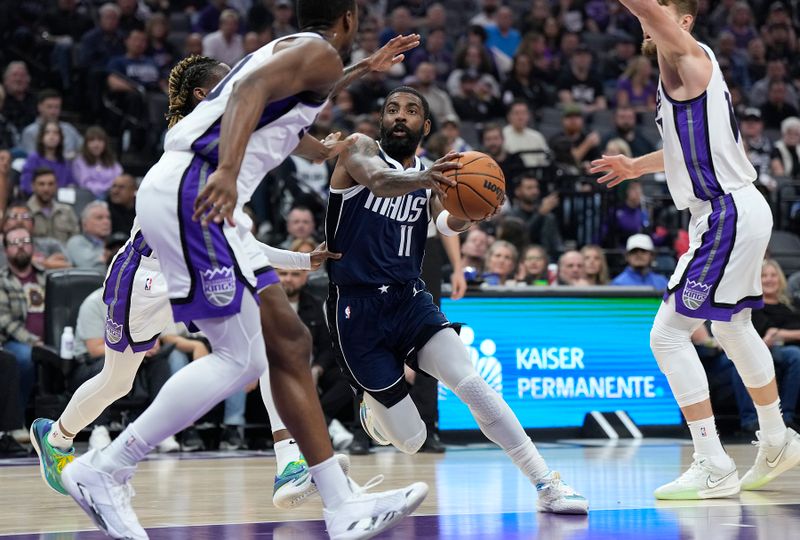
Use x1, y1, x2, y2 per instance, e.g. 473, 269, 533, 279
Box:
655, 43, 756, 211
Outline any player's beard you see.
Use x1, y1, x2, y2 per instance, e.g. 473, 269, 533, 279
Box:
641, 40, 657, 58
379, 123, 423, 162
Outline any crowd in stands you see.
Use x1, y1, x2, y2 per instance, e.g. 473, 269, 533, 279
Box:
2, 0, 800, 455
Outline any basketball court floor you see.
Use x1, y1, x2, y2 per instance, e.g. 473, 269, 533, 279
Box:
1, 439, 798, 539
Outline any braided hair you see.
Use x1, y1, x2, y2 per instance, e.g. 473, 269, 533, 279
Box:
166, 55, 223, 128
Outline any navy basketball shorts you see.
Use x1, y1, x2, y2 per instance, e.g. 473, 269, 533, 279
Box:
326, 278, 453, 408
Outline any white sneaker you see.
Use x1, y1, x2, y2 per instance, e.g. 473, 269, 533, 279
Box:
157, 436, 180, 454
61, 450, 148, 539
740, 428, 800, 491
273, 453, 351, 510
654, 453, 739, 500
535, 471, 589, 514
89, 426, 112, 451
329, 419, 355, 451
324, 476, 428, 540
359, 401, 391, 446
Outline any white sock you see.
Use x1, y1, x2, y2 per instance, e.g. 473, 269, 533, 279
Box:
274, 438, 301, 473
755, 399, 787, 446
309, 455, 352, 510
507, 438, 549, 483
687, 417, 727, 460
93, 425, 153, 473
47, 420, 74, 451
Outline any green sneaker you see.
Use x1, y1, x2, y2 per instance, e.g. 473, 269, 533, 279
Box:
272, 453, 350, 509
30, 418, 75, 495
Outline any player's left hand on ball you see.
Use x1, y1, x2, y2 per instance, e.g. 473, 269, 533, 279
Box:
193, 169, 238, 226
368, 34, 421, 72
315, 132, 356, 163
310, 241, 342, 270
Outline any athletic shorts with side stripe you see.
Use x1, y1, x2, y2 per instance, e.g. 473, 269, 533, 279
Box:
326, 278, 454, 408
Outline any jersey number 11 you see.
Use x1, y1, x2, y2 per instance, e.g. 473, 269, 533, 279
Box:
398, 225, 413, 257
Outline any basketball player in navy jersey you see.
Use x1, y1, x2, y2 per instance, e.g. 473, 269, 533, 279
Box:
60, 2, 428, 539
325, 87, 588, 514
591, 0, 800, 499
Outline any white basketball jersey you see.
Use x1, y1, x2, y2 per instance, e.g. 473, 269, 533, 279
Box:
164, 31, 328, 204
655, 43, 756, 211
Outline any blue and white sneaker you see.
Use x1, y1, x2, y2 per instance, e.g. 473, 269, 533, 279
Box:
30, 418, 74, 495
273, 453, 351, 509
359, 401, 391, 447
535, 471, 589, 514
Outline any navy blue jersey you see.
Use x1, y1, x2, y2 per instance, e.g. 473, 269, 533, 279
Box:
326, 145, 430, 287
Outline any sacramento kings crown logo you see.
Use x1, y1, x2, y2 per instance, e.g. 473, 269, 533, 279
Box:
682, 279, 711, 310
105, 317, 124, 345
201, 266, 236, 307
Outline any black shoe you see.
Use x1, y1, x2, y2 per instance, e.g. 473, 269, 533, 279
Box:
0, 433, 28, 457
349, 429, 371, 455
420, 432, 446, 453
219, 425, 244, 451
181, 427, 205, 452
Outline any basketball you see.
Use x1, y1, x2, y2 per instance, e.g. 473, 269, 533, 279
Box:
442, 151, 506, 221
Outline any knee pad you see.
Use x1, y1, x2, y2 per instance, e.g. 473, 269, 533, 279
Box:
454, 374, 504, 425
395, 424, 427, 455
711, 320, 775, 388
649, 321, 709, 407
364, 393, 426, 454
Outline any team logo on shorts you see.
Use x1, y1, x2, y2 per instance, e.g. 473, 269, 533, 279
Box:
105, 317, 124, 345
144, 277, 153, 291
201, 266, 236, 307
682, 279, 711, 310
345, 305, 351, 319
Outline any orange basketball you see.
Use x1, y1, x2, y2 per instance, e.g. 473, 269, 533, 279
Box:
442, 151, 506, 221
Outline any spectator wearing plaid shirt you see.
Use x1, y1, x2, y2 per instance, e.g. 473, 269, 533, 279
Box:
0, 226, 47, 415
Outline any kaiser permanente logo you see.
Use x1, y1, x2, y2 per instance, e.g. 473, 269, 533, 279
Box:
516, 343, 661, 400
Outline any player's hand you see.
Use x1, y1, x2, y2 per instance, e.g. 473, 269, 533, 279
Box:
193, 168, 238, 225
309, 242, 342, 270
366, 34, 421, 73
450, 270, 467, 300
590, 154, 638, 188
421, 151, 461, 197
314, 132, 357, 164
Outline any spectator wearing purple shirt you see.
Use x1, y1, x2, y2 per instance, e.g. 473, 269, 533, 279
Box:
72, 126, 123, 197
616, 56, 656, 113
723, 2, 758, 50
20, 121, 74, 195
193, 0, 227, 34
407, 29, 453, 83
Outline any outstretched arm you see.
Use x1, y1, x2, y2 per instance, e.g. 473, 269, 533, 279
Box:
618, 1, 698, 59
618, 1, 710, 93
329, 34, 421, 99
332, 133, 459, 197
590, 149, 665, 188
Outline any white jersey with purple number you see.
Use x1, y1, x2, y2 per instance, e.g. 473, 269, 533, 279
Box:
164, 31, 327, 205
655, 43, 756, 211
